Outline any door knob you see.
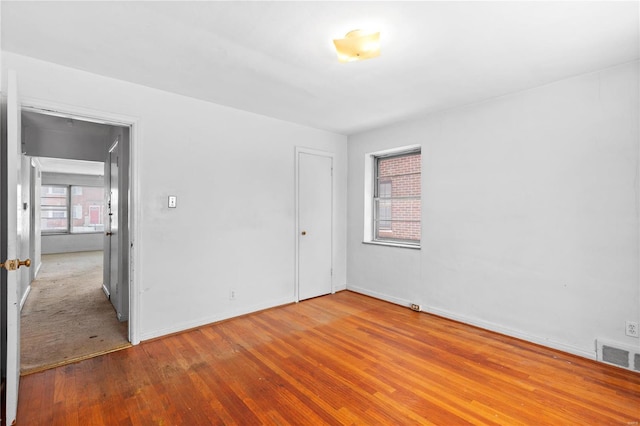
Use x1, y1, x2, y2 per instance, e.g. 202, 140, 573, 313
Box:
0, 258, 31, 271
301, 231, 307, 236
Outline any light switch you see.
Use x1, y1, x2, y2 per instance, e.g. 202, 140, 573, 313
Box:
168, 196, 177, 208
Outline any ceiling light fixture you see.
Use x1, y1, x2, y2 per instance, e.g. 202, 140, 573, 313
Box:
333, 29, 380, 63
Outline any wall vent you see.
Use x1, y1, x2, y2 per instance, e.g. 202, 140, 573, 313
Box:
596, 340, 640, 373
602, 346, 629, 367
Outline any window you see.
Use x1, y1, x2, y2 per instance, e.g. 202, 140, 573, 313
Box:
378, 179, 392, 230
372, 149, 421, 246
41, 185, 69, 233
70, 186, 105, 233
41, 185, 105, 234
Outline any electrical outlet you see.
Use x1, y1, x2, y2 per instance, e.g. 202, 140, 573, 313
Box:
229, 290, 236, 301
626, 321, 639, 338
410, 303, 421, 312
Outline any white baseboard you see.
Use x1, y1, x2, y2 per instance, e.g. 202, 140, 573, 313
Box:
139, 295, 295, 342
333, 283, 347, 293
102, 284, 110, 299
347, 285, 595, 361
423, 305, 595, 360
34, 262, 42, 279
20, 285, 32, 311
347, 285, 414, 308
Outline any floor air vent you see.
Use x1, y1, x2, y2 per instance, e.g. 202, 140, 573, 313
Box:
596, 340, 640, 372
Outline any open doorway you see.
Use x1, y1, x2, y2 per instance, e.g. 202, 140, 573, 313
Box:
20, 251, 129, 373
19, 111, 132, 374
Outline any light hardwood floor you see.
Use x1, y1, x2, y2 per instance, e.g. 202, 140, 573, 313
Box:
17, 291, 640, 425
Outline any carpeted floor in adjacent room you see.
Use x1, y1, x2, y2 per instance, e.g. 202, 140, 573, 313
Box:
20, 251, 130, 375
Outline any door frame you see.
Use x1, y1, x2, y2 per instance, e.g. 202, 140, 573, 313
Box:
105, 137, 121, 318
3, 69, 23, 426
294, 146, 335, 303
20, 97, 141, 345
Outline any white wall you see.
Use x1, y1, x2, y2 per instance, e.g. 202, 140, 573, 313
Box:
41, 233, 102, 255
348, 61, 640, 359
2, 52, 348, 341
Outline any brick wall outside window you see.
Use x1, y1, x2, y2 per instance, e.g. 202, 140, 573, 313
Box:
375, 152, 421, 243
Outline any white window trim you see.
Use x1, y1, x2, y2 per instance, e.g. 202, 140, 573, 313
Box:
363, 144, 422, 248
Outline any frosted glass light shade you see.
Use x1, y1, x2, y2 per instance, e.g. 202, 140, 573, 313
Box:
333, 30, 380, 63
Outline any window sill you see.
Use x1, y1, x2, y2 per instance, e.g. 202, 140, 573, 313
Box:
362, 240, 421, 250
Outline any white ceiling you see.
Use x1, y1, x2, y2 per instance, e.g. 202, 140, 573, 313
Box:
3, 1, 638, 135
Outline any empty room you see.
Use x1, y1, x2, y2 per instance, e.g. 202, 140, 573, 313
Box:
1, 1, 639, 425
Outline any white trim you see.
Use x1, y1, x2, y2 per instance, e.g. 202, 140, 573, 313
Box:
362, 241, 421, 250
109, 138, 119, 154
347, 285, 412, 308
368, 144, 422, 158
294, 147, 336, 302
347, 285, 596, 361
21, 98, 136, 127
333, 283, 347, 292
129, 117, 141, 345
139, 296, 294, 342
363, 144, 422, 244
33, 261, 42, 279
19, 97, 141, 345
363, 152, 373, 243
19, 285, 31, 311
102, 283, 110, 299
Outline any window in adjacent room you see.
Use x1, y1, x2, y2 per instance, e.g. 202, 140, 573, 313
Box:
70, 185, 105, 233
41, 185, 69, 233
41, 185, 105, 234
372, 149, 421, 246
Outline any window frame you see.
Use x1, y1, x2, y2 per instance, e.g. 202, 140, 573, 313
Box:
40, 184, 105, 235
364, 145, 422, 249
41, 184, 70, 234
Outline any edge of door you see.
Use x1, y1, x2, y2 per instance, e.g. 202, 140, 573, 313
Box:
21, 97, 141, 345
294, 146, 335, 303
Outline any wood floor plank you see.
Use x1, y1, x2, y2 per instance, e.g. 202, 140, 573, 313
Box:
16, 291, 640, 425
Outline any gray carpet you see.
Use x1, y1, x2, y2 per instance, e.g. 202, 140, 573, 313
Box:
20, 251, 130, 374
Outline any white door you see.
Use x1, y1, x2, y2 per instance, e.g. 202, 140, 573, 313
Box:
297, 151, 332, 301
107, 140, 119, 312
4, 70, 27, 425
